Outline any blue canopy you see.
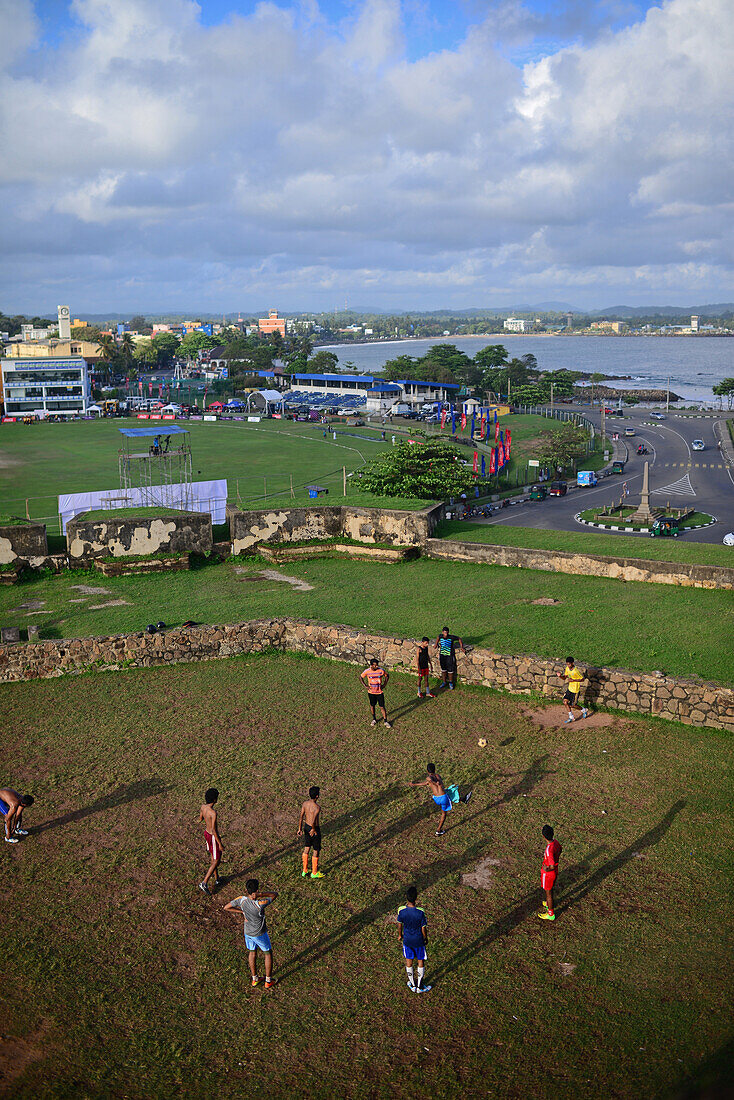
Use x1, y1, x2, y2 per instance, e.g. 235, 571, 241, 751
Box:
118, 426, 189, 438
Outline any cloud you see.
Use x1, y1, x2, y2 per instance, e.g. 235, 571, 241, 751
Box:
0, 0, 732, 310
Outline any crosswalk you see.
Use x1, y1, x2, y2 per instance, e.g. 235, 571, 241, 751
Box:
651, 474, 696, 498
660, 462, 722, 468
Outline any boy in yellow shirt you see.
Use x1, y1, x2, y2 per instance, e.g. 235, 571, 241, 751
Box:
562, 657, 588, 723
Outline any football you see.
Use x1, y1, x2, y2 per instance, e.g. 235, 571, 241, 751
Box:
478, 738, 487, 748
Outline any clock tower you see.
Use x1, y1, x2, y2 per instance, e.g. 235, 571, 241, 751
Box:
58, 304, 71, 341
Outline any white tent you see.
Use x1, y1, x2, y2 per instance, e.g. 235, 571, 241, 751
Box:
247, 389, 285, 413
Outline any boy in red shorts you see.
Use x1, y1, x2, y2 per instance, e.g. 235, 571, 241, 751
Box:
537, 823, 562, 921
198, 787, 223, 895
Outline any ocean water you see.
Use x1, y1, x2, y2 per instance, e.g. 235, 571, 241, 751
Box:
319, 335, 733, 405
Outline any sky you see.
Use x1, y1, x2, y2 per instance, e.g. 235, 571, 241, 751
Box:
1, 0, 732, 314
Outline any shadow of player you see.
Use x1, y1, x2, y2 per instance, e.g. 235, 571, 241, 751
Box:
33, 777, 170, 835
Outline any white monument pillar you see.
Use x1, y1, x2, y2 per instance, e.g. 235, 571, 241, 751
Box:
58, 305, 71, 341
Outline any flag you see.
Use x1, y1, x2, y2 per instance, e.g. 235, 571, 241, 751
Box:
494, 413, 499, 443
505, 428, 511, 457
471, 413, 476, 437
440, 407, 447, 429
499, 442, 505, 466
490, 449, 496, 474
473, 450, 478, 473
480, 414, 486, 437
451, 406, 456, 433
481, 454, 486, 477
148, 381, 153, 396
138, 380, 143, 393
461, 412, 467, 431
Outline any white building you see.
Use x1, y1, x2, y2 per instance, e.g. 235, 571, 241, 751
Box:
504, 317, 529, 333
2, 356, 90, 417
291, 373, 460, 407
691, 315, 699, 332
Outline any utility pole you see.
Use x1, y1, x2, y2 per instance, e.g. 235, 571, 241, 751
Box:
601, 397, 606, 449
666, 376, 670, 413
550, 382, 554, 415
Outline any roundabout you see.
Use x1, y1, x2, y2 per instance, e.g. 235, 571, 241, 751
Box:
575, 508, 716, 535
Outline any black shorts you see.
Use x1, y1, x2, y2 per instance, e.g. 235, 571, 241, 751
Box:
368, 692, 385, 708
563, 690, 580, 706
302, 826, 321, 852
439, 655, 457, 673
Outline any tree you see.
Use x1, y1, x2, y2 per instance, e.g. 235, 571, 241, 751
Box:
179, 331, 217, 360
535, 422, 588, 473
151, 332, 180, 367
119, 332, 136, 367
95, 333, 119, 383
357, 439, 479, 499
308, 350, 339, 374
383, 355, 420, 381
129, 315, 147, 331
70, 325, 103, 342
713, 378, 734, 409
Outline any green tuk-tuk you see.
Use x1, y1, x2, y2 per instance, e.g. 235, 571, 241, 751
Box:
650, 516, 680, 538
530, 485, 548, 501
611, 460, 625, 474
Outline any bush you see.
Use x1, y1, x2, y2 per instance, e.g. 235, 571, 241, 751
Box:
357, 439, 479, 499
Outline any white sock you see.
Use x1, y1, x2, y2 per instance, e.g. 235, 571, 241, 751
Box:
406, 966, 414, 984
417, 966, 425, 988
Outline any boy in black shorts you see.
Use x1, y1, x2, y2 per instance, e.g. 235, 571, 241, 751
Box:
360, 658, 392, 728
298, 785, 325, 879
435, 627, 466, 690
416, 637, 436, 699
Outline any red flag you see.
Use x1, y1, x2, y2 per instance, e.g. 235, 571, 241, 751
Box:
148, 381, 153, 396
480, 415, 486, 436
138, 380, 143, 393
505, 429, 512, 457
498, 442, 505, 466
473, 450, 478, 473
461, 412, 467, 431
495, 420, 499, 443
440, 408, 447, 428
490, 449, 496, 474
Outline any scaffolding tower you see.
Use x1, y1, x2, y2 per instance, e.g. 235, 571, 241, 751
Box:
118, 426, 193, 510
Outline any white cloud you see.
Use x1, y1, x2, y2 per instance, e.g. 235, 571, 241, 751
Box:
0, 0, 732, 310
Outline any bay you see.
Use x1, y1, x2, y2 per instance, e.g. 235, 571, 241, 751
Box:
319, 335, 733, 405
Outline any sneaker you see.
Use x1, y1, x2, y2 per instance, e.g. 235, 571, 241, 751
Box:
564, 716, 575, 723
310, 871, 325, 879
448, 683, 455, 690
198, 882, 210, 895
13, 828, 28, 837
384, 721, 392, 729
417, 984, 432, 993
581, 708, 589, 718
407, 979, 416, 992
370, 719, 377, 727
251, 976, 261, 987
435, 829, 446, 836
463, 790, 473, 804
537, 910, 556, 921
427, 692, 436, 698
301, 871, 309, 877
417, 692, 423, 698
264, 978, 277, 990
4, 836, 19, 844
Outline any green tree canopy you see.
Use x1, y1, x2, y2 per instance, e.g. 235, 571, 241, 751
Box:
151, 332, 181, 366
308, 350, 339, 374
357, 439, 479, 499
712, 378, 734, 409
179, 331, 218, 360
535, 422, 588, 472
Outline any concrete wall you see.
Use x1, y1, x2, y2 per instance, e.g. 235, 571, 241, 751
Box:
426, 538, 734, 591
67, 512, 212, 561
228, 502, 445, 554
0, 522, 48, 567
1, 617, 731, 732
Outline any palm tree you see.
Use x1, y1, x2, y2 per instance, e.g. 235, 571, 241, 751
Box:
96, 333, 118, 386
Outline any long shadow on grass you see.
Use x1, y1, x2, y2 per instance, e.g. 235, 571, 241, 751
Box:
674, 1036, 734, 1100
33, 778, 170, 835
431, 845, 608, 984
557, 798, 687, 915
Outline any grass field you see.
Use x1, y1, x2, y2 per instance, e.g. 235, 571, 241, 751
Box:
1, 653, 732, 1098
2, 555, 732, 684
435, 521, 734, 567
0, 415, 593, 530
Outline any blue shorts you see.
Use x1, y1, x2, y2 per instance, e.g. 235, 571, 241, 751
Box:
433, 794, 452, 812
403, 942, 427, 961
0, 799, 8, 816
245, 932, 272, 953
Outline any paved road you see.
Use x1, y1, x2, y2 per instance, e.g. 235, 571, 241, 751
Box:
475, 409, 734, 544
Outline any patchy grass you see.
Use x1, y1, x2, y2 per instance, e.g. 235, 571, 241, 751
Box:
77, 506, 191, 521
1, 654, 731, 1098
1, 555, 732, 684
435, 521, 734, 567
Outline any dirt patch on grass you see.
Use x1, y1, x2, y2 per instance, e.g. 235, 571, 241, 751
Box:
522, 705, 615, 730
88, 599, 129, 610
531, 597, 562, 606
258, 569, 314, 592
460, 856, 502, 890
0, 1024, 52, 1086
71, 584, 111, 596
6, 599, 45, 612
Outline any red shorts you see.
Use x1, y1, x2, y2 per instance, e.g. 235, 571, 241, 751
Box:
541, 871, 557, 891
205, 831, 222, 861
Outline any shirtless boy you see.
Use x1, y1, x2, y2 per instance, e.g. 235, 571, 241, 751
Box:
416, 638, 435, 699
0, 788, 34, 844
198, 787, 223, 895
298, 786, 325, 879
408, 763, 471, 836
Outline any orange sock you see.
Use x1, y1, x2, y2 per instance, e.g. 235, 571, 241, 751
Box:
312, 854, 319, 874
302, 851, 309, 873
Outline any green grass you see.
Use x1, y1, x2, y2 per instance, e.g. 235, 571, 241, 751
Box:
2, 555, 732, 683
77, 506, 191, 521
435, 521, 734, 567
0, 515, 33, 526
1, 653, 731, 1097
577, 508, 713, 530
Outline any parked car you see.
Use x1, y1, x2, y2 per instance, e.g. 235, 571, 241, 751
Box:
723, 532, 734, 546
692, 439, 705, 451
624, 427, 636, 437
549, 481, 567, 496
650, 412, 666, 420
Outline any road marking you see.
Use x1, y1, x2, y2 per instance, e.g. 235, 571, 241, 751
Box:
651, 474, 697, 498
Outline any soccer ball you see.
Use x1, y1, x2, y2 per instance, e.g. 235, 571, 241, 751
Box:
478, 738, 487, 748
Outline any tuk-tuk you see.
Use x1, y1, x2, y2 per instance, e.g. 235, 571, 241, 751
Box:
611, 460, 625, 474
530, 485, 547, 501
650, 516, 680, 538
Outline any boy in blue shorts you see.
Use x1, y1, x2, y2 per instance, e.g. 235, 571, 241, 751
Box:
224, 878, 278, 989
408, 763, 471, 836
397, 885, 431, 993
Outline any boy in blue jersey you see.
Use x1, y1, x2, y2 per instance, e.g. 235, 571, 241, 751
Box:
434, 627, 466, 689
397, 885, 431, 993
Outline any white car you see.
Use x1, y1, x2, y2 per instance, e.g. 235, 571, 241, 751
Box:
650, 412, 666, 420
624, 427, 636, 436
723, 532, 734, 546
692, 439, 705, 451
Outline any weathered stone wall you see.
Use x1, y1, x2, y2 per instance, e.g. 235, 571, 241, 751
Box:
67, 512, 212, 561
1, 617, 731, 732
426, 538, 734, 590
228, 502, 445, 553
0, 522, 48, 567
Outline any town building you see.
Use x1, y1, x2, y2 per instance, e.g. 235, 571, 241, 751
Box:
288, 373, 460, 406
1, 356, 90, 417
4, 339, 104, 364
258, 310, 286, 337
503, 317, 529, 333
691, 315, 699, 332
20, 324, 53, 341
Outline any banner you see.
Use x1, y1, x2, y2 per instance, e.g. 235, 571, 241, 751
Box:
505, 428, 512, 458
494, 413, 499, 443
480, 415, 485, 437
451, 406, 456, 433
498, 442, 505, 466
58, 479, 228, 532
461, 412, 467, 431
472, 450, 478, 473
481, 453, 486, 477
440, 407, 447, 429
490, 449, 496, 474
